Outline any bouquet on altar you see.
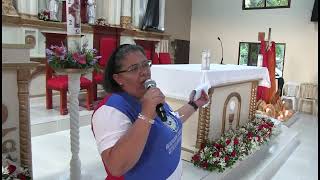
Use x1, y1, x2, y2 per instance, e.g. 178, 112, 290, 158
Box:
45, 41, 102, 71
2, 155, 31, 180
191, 117, 281, 173
38, 9, 50, 21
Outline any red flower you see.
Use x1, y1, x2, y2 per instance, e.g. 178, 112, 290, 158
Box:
247, 132, 253, 139
192, 154, 200, 162
201, 161, 209, 169
54, 46, 65, 57
257, 135, 261, 142
226, 139, 231, 145
225, 156, 230, 162
17, 173, 27, 180
7, 164, 16, 174
213, 151, 220, 157
72, 52, 86, 64
234, 138, 239, 145
231, 150, 236, 157
214, 143, 223, 149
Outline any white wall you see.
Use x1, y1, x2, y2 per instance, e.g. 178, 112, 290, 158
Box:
190, 0, 318, 84
165, 0, 192, 40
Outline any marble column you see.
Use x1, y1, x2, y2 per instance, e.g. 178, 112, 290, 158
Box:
120, 0, 132, 28
96, 0, 108, 21
139, 0, 148, 28
108, 0, 121, 26
156, 39, 169, 53
16, 0, 38, 18
131, 0, 140, 28
158, 0, 165, 31
2, 0, 19, 16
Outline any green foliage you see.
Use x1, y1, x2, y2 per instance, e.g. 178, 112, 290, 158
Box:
239, 43, 249, 65
266, 0, 289, 7
245, 0, 289, 8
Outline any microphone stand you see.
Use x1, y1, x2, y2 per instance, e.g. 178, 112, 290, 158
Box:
218, 37, 224, 64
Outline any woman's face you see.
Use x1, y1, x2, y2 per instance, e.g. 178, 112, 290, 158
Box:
113, 51, 151, 98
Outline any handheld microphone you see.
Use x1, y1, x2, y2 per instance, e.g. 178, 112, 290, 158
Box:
217, 37, 224, 64
144, 79, 167, 122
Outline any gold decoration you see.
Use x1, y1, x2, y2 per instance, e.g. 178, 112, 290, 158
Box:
25, 35, 36, 48
221, 92, 241, 134
2, 0, 19, 16
17, 68, 33, 177
195, 87, 214, 148
120, 16, 132, 29
248, 81, 258, 120
256, 89, 295, 121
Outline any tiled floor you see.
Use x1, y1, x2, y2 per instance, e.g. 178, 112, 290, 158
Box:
30, 97, 318, 180
271, 113, 318, 180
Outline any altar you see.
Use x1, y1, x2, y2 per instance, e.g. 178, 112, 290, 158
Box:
151, 64, 271, 160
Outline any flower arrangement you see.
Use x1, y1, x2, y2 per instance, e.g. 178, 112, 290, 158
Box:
95, 17, 109, 26
38, 9, 50, 21
2, 155, 31, 180
46, 41, 101, 71
191, 117, 281, 173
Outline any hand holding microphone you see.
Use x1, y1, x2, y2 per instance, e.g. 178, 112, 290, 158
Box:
141, 79, 167, 122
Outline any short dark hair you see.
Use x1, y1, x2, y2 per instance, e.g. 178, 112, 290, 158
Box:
103, 44, 146, 93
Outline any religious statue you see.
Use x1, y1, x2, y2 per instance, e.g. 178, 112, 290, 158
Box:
48, 0, 59, 21
141, 0, 161, 32
87, 0, 96, 25
2, 0, 19, 16
68, 0, 81, 28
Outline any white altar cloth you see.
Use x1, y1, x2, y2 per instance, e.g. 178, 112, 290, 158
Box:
151, 64, 270, 101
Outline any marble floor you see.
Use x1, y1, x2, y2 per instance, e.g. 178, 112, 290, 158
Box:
30, 97, 318, 180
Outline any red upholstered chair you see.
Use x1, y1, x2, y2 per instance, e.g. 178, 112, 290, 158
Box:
92, 36, 117, 101
152, 52, 159, 64
135, 39, 157, 61
159, 52, 172, 64
46, 62, 94, 115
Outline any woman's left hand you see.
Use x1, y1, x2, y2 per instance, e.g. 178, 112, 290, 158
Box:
194, 90, 209, 107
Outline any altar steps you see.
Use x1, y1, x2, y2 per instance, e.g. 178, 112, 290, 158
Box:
30, 90, 105, 137
181, 125, 300, 180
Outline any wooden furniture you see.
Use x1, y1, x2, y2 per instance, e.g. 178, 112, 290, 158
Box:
298, 82, 318, 115
159, 52, 172, 64
135, 39, 158, 60
92, 26, 121, 100
152, 52, 160, 64
42, 32, 93, 115
281, 81, 300, 111
2, 44, 40, 179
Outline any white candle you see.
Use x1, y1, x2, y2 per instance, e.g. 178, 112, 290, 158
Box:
285, 110, 289, 116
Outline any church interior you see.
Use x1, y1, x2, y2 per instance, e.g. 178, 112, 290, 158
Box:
2, 0, 318, 179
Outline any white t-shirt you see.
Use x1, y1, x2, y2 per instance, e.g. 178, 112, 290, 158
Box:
92, 105, 182, 180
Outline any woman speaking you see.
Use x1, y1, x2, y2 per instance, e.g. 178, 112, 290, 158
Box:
91, 44, 209, 180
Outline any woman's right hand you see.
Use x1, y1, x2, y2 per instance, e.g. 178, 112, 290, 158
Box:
140, 87, 165, 119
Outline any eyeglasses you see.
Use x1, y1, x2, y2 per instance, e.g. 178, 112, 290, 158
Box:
116, 60, 152, 74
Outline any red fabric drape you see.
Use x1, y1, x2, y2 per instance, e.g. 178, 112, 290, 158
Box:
256, 41, 276, 103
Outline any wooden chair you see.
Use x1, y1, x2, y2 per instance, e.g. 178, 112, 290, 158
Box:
152, 52, 159, 64
46, 62, 94, 115
159, 52, 172, 64
43, 32, 93, 115
281, 81, 300, 111
92, 36, 117, 101
298, 83, 318, 115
